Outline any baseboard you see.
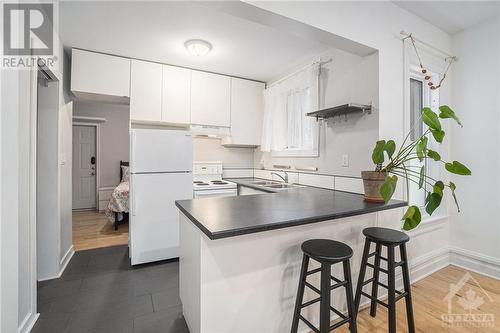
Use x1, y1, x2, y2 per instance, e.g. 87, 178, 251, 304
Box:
37, 245, 75, 282
449, 246, 500, 280
18, 312, 39, 333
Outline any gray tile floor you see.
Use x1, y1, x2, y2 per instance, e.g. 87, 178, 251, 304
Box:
33, 246, 189, 333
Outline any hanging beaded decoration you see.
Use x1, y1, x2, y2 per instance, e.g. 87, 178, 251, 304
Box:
405, 33, 456, 90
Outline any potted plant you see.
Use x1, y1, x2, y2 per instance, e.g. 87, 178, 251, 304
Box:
361, 105, 471, 230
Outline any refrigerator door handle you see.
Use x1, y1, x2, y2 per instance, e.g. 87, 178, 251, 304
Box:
130, 130, 136, 173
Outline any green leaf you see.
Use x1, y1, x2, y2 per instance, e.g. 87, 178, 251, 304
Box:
425, 192, 442, 215
402, 205, 422, 230
445, 161, 472, 175
380, 175, 398, 203
427, 149, 441, 161
384, 140, 396, 159
433, 181, 444, 196
416, 136, 428, 161
430, 128, 445, 143
449, 181, 461, 212
372, 140, 386, 164
422, 107, 442, 131
439, 105, 463, 127
418, 166, 425, 189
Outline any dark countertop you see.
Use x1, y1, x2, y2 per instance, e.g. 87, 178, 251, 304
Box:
175, 178, 407, 240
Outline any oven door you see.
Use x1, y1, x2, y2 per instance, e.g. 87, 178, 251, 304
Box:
193, 188, 238, 199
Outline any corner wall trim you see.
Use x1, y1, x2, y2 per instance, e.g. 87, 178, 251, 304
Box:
449, 246, 500, 280
18, 312, 39, 333
37, 245, 75, 282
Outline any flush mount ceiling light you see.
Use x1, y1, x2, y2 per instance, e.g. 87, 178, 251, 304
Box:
184, 39, 212, 57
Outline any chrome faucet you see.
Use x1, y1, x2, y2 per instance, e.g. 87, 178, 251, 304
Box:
271, 171, 289, 183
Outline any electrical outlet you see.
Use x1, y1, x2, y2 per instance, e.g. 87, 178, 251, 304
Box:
342, 154, 349, 167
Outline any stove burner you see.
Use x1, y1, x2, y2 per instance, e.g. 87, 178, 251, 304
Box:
211, 181, 228, 185
196, 183, 209, 186
193, 181, 204, 184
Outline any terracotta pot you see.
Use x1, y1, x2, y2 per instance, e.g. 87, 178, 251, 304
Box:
361, 171, 387, 203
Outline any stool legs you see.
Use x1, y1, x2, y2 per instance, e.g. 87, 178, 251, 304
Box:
320, 263, 332, 333
400, 244, 416, 333
343, 260, 357, 333
387, 245, 396, 333
369, 243, 382, 317
291, 254, 309, 333
354, 239, 371, 313
355, 240, 415, 333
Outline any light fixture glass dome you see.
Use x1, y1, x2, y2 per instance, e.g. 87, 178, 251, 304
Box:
184, 39, 212, 57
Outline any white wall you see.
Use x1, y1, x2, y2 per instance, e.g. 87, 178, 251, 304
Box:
193, 137, 254, 168
255, 48, 379, 176
73, 101, 130, 187
450, 17, 500, 261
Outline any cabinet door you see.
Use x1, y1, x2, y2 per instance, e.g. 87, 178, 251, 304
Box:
130, 60, 162, 122
190, 70, 231, 127
229, 78, 265, 146
162, 65, 191, 124
71, 49, 130, 99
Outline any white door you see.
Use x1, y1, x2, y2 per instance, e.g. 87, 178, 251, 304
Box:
190, 70, 231, 127
130, 129, 192, 173
130, 59, 163, 122
130, 172, 193, 265
72, 125, 96, 209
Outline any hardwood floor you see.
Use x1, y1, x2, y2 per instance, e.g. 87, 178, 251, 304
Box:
72, 210, 128, 251
329, 265, 500, 333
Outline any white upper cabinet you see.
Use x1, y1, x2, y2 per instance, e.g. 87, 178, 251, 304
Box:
130, 60, 163, 122
71, 49, 131, 103
162, 65, 191, 125
190, 70, 231, 127
225, 78, 265, 147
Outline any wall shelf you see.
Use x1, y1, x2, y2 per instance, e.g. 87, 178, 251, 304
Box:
307, 103, 372, 120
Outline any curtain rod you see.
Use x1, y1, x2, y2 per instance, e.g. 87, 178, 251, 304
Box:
267, 58, 332, 88
400, 30, 457, 61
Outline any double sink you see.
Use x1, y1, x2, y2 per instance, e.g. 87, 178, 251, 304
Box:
250, 180, 303, 191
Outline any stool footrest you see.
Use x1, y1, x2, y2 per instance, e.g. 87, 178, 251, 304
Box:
330, 306, 347, 320
300, 297, 321, 309
298, 315, 320, 333
366, 262, 388, 274
304, 281, 321, 295
362, 277, 375, 286
360, 291, 388, 308
376, 281, 405, 296
330, 317, 351, 331
306, 267, 321, 276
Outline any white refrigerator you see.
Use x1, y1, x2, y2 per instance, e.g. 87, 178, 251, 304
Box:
129, 128, 193, 265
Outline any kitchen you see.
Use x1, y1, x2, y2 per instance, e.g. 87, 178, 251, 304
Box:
7, 2, 498, 333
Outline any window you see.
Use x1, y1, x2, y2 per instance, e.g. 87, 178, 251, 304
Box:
261, 64, 319, 157
408, 71, 440, 209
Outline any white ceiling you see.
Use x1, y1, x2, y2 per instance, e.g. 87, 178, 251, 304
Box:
394, 1, 500, 35
59, 1, 334, 82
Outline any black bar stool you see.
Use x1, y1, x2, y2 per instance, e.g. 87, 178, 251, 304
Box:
291, 239, 357, 333
354, 227, 415, 333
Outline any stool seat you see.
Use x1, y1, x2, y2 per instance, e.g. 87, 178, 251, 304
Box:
301, 239, 353, 262
362, 227, 409, 245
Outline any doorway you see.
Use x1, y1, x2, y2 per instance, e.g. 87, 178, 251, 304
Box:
72, 124, 97, 210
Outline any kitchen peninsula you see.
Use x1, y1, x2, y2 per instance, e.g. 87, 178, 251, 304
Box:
175, 179, 406, 333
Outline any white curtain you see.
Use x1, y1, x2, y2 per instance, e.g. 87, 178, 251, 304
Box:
261, 64, 319, 153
